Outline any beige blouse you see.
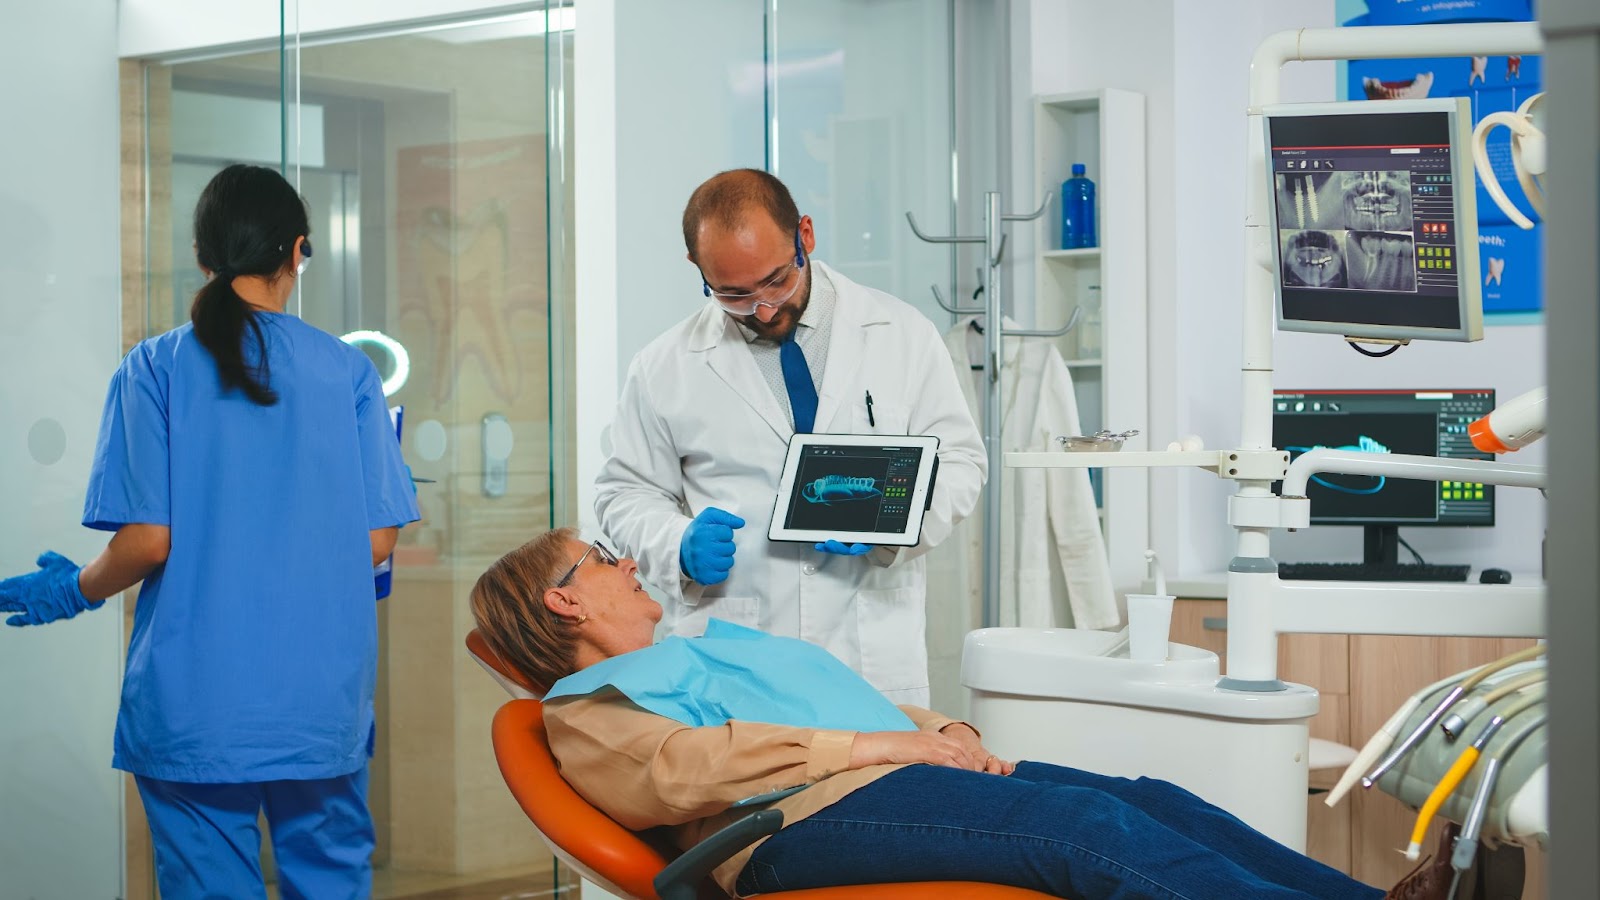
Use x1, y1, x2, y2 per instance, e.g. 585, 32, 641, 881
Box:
544, 690, 965, 897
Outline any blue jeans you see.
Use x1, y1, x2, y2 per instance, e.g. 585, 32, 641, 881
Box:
135, 769, 373, 900
737, 762, 1382, 899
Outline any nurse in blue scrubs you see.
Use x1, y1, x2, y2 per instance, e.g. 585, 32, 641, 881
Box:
0, 164, 420, 899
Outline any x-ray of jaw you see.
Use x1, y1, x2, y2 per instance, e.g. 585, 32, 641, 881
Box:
1342, 171, 1412, 232
1275, 170, 1413, 232
1346, 231, 1417, 291
1276, 172, 1342, 230
1280, 229, 1348, 288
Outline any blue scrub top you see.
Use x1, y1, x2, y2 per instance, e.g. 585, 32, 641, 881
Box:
85, 313, 420, 783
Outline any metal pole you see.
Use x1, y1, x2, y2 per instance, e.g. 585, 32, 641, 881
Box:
982, 191, 1004, 628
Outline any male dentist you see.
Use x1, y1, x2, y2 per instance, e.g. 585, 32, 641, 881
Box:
595, 169, 985, 704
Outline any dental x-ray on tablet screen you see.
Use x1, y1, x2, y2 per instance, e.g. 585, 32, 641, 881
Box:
769, 433, 940, 547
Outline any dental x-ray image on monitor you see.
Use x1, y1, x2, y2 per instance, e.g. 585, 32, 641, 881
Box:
1346, 231, 1416, 292
1263, 98, 1482, 342
1275, 172, 1417, 292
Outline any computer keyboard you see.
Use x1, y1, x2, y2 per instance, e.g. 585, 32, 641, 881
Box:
1278, 562, 1471, 582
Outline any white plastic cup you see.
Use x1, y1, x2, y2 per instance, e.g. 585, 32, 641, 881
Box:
1126, 593, 1175, 662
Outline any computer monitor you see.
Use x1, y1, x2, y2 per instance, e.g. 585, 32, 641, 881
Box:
1262, 98, 1482, 343
1272, 389, 1496, 565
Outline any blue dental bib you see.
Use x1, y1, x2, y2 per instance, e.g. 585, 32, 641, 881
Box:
544, 619, 916, 733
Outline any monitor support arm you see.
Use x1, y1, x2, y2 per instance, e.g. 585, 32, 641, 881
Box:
1279, 449, 1547, 500
1221, 24, 1548, 698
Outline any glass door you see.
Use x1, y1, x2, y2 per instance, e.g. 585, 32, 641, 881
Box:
127, 3, 578, 896
284, 13, 578, 893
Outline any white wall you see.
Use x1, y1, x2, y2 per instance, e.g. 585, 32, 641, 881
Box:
0, 2, 126, 896
1167, 0, 1335, 575
1019, 0, 1546, 577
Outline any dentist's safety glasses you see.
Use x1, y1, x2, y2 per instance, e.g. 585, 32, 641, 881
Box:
703, 225, 807, 315
712, 274, 801, 316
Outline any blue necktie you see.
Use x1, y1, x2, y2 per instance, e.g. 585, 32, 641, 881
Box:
780, 330, 818, 433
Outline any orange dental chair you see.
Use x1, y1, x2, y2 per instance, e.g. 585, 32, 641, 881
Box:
467, 629, 1057, 900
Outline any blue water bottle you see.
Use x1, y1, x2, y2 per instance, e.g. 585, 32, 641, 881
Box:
1061, 163, 1097, 249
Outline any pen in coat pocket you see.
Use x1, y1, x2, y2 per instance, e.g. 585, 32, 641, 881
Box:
865, 390, 876, 427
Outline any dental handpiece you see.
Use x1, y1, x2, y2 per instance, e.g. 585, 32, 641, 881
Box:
1440, 670, 1546, 742
1406, 712, 1508, 859
1363, 684, 1466, 790
1449, 713, 1548, 893
1363, 645, 1546, 789
1325, 697, 1420, 808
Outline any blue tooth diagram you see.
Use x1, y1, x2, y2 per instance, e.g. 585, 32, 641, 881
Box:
801, 475, 883, 505
1285, 435, 1390, 495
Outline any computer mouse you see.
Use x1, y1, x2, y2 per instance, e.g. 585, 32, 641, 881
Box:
1479, 568, 1512, 584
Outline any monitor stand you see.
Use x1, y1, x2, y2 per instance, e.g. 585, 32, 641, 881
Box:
1363, 525, 1401, 567
1363, 522, 1401, 563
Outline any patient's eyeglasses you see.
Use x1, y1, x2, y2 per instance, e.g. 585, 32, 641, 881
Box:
555, 540, 620, 588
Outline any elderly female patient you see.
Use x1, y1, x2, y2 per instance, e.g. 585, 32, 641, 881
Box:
471, 529, 1450, 900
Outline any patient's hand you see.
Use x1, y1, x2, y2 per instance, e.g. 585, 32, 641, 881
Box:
849, 730, 989, 772
939, 723, 1016, 776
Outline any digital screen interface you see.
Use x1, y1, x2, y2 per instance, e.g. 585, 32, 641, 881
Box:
1269, 111, 1465, 330
783, 443, 922, 534
1273, 390, 1495, 526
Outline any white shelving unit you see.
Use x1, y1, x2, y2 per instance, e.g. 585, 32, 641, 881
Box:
1025, 88, 1149, 591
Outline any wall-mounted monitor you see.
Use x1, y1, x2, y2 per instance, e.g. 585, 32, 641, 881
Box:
1263, 98, 1482, 343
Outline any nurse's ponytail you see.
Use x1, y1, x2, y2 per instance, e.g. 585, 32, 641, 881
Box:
189, 164, 311, 407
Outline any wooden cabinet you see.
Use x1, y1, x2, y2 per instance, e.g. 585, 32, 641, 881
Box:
1169, 599, 1545, 896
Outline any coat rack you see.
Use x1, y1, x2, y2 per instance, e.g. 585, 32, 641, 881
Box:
907, 190, 1082, 629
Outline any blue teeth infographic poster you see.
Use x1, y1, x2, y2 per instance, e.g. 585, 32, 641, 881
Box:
1341, 0, 1542, 315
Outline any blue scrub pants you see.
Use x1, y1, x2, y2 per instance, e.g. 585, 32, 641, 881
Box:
135, 768, 373, 900
737, 762, 1383, 899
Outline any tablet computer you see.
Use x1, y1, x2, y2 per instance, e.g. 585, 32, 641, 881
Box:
768, 433, 941, 547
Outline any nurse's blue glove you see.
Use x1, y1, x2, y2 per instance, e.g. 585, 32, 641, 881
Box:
0, 551, 103, 627
814, 540, 873, 556
680, 507, 744, 586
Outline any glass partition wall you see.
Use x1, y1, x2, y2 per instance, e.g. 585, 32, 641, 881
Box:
126, 4, 578, 897
112, 1, 989, 896
767, 0, 1005, 717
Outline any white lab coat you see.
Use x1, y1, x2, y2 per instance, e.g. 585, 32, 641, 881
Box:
596, 262, 987, 705
943, 317, 1118, 630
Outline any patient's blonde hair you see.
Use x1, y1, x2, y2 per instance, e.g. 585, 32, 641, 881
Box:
470, 527, 583, 695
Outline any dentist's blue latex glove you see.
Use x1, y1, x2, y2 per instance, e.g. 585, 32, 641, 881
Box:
0, 551, 103, 627
815, 540, 873, 556
679, 507, 744, 586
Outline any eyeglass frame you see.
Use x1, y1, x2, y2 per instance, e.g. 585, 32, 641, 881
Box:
700, 221, 808, 313
554, 540, 620, 588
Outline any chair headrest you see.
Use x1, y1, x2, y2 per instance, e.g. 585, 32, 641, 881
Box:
466, 628, 543, 699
